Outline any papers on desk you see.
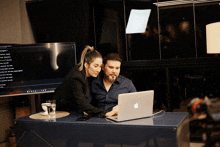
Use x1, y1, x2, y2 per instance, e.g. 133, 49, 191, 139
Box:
126, 9, 151, 34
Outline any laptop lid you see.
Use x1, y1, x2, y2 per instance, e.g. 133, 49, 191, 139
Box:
107, 90, 154, 122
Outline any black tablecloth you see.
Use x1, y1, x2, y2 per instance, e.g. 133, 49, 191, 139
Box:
15, 112, 189, 147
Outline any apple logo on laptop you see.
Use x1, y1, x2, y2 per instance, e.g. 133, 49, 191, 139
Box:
134, 103, 138, 109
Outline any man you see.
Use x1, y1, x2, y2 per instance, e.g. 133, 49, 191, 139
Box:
90, 53, 137, 112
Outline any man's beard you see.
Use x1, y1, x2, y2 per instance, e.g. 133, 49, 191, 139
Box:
104, 74, 118, 83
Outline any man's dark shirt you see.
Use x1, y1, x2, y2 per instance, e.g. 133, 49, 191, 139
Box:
90, 72, 137, 112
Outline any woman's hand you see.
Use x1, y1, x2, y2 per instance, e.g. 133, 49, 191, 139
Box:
83, 112, 88, 116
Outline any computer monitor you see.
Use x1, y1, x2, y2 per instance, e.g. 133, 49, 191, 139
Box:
0, 42, 77, 97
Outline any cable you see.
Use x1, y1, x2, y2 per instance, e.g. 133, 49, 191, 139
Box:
105, 110, 166, 123
151, 110, 166, 118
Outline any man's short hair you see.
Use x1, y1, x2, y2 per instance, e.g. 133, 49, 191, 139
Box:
103, 53, 122, 65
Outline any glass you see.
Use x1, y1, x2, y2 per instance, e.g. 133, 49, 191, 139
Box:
46, 100, 56, 115
46, 100, 52, 116
41, 102, 51, 116
158, 2, 195, 59
50, 100, 56, 115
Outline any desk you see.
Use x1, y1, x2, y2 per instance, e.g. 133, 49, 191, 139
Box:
14, 112, 189, 147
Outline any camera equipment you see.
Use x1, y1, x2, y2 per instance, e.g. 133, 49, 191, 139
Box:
188, 97, 220, 147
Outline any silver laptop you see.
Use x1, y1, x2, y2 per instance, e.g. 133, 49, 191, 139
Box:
107, 90, 154, 122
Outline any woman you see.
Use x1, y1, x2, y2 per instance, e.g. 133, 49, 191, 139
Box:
54, 45, 116, 117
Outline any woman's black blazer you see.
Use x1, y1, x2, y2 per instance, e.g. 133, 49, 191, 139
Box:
54, 65, 107, 117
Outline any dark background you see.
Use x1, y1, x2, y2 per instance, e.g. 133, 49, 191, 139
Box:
25, 0, 220, 109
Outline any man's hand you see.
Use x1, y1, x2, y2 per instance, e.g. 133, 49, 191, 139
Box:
112, 105, 118, 115
105, 105, 118, 117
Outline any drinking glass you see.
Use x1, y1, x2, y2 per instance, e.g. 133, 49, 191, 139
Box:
50, 100, 56, 115
46, 100, 52, 116
41, 102, 50, 115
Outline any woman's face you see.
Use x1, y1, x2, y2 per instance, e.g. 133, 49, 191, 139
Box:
85, 57, 102, 77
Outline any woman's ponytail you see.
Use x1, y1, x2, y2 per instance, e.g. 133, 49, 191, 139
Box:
78, 45, 96, 71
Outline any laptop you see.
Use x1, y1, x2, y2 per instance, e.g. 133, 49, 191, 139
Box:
107, 90, 154, 122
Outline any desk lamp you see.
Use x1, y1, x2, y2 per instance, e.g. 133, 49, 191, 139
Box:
206, 22, 220, 54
